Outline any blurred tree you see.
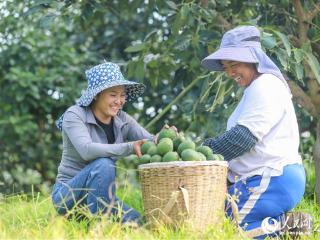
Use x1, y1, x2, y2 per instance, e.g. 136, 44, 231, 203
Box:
0, 0, 89, 192
0, 0, 319, 204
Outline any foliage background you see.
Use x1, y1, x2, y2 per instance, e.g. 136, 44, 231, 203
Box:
0, 0, 319, 202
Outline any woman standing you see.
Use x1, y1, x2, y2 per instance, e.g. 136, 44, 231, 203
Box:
52, 62, 153, 224
201, 26, 312, 238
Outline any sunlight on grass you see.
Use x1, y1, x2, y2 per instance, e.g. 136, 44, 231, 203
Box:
1, 188, 319, 239
0, 189, 242, 240
1, 162, 319, 239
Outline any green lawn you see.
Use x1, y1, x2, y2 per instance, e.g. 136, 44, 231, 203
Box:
0, 185, 319, 240
0, 160, 319, 239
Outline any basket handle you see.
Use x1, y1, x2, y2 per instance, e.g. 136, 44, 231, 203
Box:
163, 186, 190, 216
179, 186, 190, 214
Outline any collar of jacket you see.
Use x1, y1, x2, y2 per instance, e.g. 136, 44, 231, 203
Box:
84, 106, 127, 129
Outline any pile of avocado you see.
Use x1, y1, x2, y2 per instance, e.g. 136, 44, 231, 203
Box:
125, 128, 224, 164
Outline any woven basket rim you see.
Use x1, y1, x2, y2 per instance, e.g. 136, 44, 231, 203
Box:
138, 160, 228, 170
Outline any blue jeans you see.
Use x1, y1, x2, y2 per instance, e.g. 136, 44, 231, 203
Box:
51, 157, 141, 223
226, 163, 306, 239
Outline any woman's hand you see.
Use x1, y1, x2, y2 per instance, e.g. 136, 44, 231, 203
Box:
133, 139, 147, 157
162, 124, 178, 132
154, 124, 179, 143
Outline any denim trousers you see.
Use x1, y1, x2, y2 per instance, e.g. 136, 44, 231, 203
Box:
51, 157, 141, 223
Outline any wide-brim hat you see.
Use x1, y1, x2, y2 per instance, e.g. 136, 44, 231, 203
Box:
76, 62, 145, 106
201, 26, 261, 71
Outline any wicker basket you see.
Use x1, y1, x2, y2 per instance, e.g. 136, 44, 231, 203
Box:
138, 160, 228, 231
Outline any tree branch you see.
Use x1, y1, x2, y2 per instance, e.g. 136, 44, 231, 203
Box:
200, 0, 208, 7
312, 42, 320, 56
286, 79, 318, 118
145, 73, 211, 130
309, 2, 320, 21
292, 0, 309, 44
292, 0, 306, 21
216, 14, 232, 30
315, 120, 320, 205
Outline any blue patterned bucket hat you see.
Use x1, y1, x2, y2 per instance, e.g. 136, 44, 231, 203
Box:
56, 62, 145, 131
77, 62, 145, 106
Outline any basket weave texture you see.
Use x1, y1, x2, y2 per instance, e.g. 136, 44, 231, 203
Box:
138, 161, 228, 230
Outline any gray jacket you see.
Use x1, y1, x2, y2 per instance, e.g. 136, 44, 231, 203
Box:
56, 105, 153, 182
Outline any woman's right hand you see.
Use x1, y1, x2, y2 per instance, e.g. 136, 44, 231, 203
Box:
133, 139, 147, 157
161, 124, 178, 132
154, 124, 179, 144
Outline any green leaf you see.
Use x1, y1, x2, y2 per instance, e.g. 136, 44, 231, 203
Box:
180, 5, 190, 20
126, 61, 136, 79
173, 37, 191, 50
275, 49, 289, 71
261, 35, 277, 49
39, 14, 56, 29
134, 60, 145, 82
171, 12, 183, 35
149, 68, 159, 88
166, 1, 177, 10
270, 29, 291, 56
294, 63, 304, 82
23, 5, 44, 17
0, 118, 10, 125
147, 59, 158, 68
304, 51, 320, 85
208, 79, 225, 112
35, 0, 53, 4
199, 73, 221, 103
124, 43, 146, 53
143, 29, 158, 41
190, 57, 199, 69
216, 82, 226, 105
294, 49, 304, 63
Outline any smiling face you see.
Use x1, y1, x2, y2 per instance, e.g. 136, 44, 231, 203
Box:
92, 85, 126, 124
221, 60, 259, 87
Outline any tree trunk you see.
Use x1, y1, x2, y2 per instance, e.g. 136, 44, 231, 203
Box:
292, 0, 320, 206
314, 119, 320, 204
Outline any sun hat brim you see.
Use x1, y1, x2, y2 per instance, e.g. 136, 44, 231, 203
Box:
76, 80, 145, 107
201, 47, 259, 71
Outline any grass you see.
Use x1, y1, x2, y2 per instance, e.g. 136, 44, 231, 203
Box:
0, 186, 319, 239
0, 160, 319, 240
0, 190, 240, 240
